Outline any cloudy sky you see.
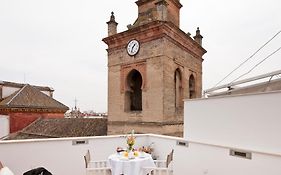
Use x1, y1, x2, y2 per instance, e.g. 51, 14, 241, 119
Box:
0, 0, 280, 112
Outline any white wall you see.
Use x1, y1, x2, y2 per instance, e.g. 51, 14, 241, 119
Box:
1, 134, 281, 175
2, 86, 51, 98
0, 135, 150, 175
2, 86, 19, 98
147, 134, 181, 160
184, 91, 281, 155
174, 142, 281, 175
41, 91, 51, 97
0, 115, 9, 138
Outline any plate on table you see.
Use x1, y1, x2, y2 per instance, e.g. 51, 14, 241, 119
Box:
139, 154, 146, 158
119, 157, 129, 161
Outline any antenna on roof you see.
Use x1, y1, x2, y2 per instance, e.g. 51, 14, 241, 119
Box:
74, 97, 78, 110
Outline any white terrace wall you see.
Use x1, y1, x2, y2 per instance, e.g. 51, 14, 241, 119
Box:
174, 141, 281, 175
0, 135, 149, 175
184, 91, 281, 154
177, 90, 281, 175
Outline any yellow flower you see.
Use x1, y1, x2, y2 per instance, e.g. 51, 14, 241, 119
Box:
124, 151, 128, 157
134, 151, 139, 157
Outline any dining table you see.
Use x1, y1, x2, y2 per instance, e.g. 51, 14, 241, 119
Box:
108, 151, 156, 175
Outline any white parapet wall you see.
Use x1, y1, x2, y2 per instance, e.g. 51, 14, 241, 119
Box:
177, 90, 281, 175
174, 141, 281, 175
0, 134, 179, 175
184, 90, 281, 154
0, 115, 9, 138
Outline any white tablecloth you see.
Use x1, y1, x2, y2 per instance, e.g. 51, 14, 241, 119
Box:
108, 152, 156, 175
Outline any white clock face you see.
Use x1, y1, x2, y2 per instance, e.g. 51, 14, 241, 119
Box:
127, 39, 140, 56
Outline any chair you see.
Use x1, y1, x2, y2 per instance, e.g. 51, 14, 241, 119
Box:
83, 150, 111, 175
143, 149, 174, 175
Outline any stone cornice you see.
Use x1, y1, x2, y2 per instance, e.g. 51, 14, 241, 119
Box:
108, 120, 183, 126
136, 0, 154, 6
136, 0, 182, 8
102, 21, 206, 59
0, 107, 67, 113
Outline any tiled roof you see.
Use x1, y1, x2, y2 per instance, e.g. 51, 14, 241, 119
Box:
0, 84, 68, 111
5, 118, 108, 140
0, 80, 53, 92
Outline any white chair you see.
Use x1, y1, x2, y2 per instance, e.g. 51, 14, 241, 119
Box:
143, 149, 174, 175
84, 150, 111, 175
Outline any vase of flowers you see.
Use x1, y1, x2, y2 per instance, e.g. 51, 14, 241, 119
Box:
126, 130, 135, 158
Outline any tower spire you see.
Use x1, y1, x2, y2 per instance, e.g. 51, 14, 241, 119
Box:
193, 27, 203, 46
74, 97, 78, 110
106, 12, 118, 36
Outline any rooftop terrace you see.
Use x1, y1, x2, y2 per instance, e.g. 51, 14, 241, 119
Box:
1, 90, 281, 174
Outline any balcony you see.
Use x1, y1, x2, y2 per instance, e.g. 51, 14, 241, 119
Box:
1, 133, 281, 175
1, 91, 281, 174
0, 134, 182, 174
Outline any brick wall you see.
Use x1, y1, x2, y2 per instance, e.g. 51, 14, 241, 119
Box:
9, 112, 64, 133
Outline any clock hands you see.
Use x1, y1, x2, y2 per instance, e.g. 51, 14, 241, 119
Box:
131, 44, 136, 53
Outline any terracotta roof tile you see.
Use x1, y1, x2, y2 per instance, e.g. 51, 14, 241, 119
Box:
5, 118, 108, 140
0, 84, 68, 111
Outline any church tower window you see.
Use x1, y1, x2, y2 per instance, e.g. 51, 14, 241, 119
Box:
125, 69, 142, 111
175, 68, 182, 110
189, 74, 196, 99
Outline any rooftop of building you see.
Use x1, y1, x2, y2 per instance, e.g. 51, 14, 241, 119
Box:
4, 117, 107, 140
0, 84, 68, 112
0, 80, 54, 92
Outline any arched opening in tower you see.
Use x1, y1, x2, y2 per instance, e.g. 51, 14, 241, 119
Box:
174, 68, 182, 110
126, 69, 142, 111
189, 74, 196, 99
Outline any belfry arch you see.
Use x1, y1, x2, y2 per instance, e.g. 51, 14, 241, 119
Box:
174, 68, 183, 110
125, 69, 143, 111
189, 74, 196, 99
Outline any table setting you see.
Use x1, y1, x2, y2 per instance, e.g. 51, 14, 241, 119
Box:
108, 130, 156, 175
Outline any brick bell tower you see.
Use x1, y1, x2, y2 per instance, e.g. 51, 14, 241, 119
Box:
103, 0, 206, 136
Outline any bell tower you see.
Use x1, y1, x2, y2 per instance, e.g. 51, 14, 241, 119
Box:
103, 0, 206, 136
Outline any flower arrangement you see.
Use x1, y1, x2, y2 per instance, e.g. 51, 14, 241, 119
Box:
139, 146, 153, 154
126, 130, 136, 151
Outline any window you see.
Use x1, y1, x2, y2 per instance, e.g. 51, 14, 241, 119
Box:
175, 68, 182, 110
189, 74, 196, 99
125, 69, 142, 111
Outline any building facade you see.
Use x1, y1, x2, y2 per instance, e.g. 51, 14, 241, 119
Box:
103, 0, 206, 136
0, 81, 68, 134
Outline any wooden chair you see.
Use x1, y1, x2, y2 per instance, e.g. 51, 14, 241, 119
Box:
83, 150, 111, 175
143, 149, 174, 175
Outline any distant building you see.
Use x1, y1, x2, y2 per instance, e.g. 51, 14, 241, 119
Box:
0, 81, 69, 135
65, 106, 84, 118
64, 107, 108, 118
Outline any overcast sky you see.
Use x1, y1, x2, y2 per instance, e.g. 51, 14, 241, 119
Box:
0, 0, 280, 112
